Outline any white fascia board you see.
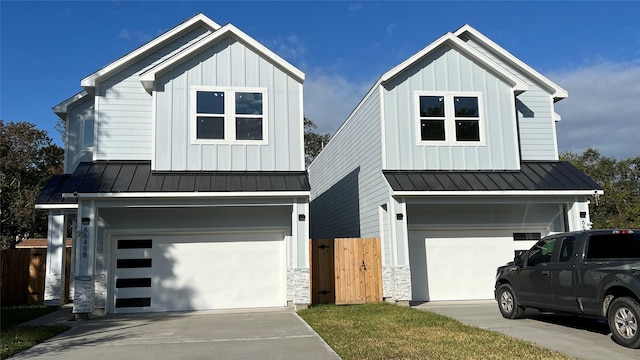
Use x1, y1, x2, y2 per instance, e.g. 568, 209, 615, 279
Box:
81, 13, 220, 90
140, 23, 305, 92
392, 190, 604, 197
35, 204, 79, 210
553, 112, 562, 122
380, 33, 528, 94
52, 90, 89, 120
63, 191, 311, 199
454, 25, 568, 100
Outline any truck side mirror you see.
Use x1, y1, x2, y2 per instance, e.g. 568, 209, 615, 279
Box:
514, 250, 525, 267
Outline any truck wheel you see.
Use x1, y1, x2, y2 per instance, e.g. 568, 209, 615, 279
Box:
608, 297, 640, 348
497, 284, 525, 319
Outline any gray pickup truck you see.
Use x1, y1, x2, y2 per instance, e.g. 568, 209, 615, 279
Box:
495, 229, 640, 348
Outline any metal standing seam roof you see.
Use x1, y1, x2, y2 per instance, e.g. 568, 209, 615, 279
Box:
36, 161, 310, 205
383, 161, 603, 192
35, 174, 76, 206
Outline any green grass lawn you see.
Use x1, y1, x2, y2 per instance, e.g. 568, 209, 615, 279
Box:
1, 305, 70, 360
299, 302, 575, 360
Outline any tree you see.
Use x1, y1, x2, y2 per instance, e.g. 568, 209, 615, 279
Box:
561, 148, 640, 229
0, 120, 64, 248
304, 117, 331, 167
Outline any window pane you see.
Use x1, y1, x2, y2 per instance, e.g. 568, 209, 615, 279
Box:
236, 92, 263, 115
454, 97, 478, 117
197, 116, 224, 139
456, 120, 480, 141
421, 120, 445, 141
236, 117, 263, 140
83, 118, 94, 148
419, 96, 444, 117
197, 91, 224, 114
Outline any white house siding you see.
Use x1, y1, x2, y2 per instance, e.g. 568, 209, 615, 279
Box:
383, 45, 520, 171
95, 27, 211, 161
64, 97, 94, 174
406, 201, 566, 232
154, 37, 304, 171
460, 36, 559, 161
309, 90, 388, 242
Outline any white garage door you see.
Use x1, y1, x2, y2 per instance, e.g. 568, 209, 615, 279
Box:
110, 232, 285, 313
409, 229, 542, 301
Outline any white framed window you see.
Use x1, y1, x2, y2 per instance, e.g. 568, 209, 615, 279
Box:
190, 86, 268, 144
414, 92, 484, 145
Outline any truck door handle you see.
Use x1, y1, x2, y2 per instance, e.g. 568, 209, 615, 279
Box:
541, 271, 550, 276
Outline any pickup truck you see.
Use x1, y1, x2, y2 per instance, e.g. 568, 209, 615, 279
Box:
495, 229, 640, 348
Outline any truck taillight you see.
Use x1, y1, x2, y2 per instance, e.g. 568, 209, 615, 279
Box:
612, 230, 634, 235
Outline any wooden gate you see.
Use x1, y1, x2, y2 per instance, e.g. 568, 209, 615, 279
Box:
1, 248, 72, 306
310, 238, 382, 305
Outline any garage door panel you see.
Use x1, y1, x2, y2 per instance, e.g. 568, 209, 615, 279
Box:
111, 232, 285, 313
410, 229, 545, 301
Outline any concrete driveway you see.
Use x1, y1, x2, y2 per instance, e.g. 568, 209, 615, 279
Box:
11, 307, 340, 360
414, 300, 639, 360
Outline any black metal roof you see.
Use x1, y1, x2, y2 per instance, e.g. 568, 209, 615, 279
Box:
383, 161, 603, 192
36, 161, 310, 205
35, 174, 76, 206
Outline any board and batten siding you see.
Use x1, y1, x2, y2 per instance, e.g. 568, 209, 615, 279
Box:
383, 45, 520, 171
154, 37, 304, 171
94, 27, 211, 161
460, 35, 559, 161
309, 90, 388, 244
64, 97, 94, 174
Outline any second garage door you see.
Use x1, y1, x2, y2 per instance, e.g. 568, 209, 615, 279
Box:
111, 232, 285, 313
409, 229, 542, 301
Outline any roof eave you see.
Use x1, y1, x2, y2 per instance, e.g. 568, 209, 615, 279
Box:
80, 13, 221, 90
52, 90, 89, 120
392, 190, 604, 197
380, 33, 528, 93
454, 24, 568, 100
139, 23, 304, 92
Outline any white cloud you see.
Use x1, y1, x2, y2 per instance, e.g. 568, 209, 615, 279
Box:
551, 60, 640, 159
386, 23, 397, 36
270, 35, 305, 61
348, 4, 363, 12
303, 72, 374, 135
117, 28, 152, 43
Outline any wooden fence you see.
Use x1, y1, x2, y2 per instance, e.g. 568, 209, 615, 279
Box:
1, 248, 71, 306
310, 238, 382, 305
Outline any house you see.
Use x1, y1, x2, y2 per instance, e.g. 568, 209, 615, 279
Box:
308, 25, 603, 303
36, 14, 310, 316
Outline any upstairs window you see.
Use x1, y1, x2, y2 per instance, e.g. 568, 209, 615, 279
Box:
416, 92, 483, 144
192, 87, 267, 144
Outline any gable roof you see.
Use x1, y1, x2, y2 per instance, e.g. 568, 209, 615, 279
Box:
80, 13, 220, 92
454, 24, 568, 101
52, 90, 89, 121
139, 23, 305, 92
380, 32, 528, 94
383, 161, 602, 196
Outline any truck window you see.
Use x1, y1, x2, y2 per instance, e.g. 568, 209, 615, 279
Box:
586, 233, 640, 259
527, 238, 557, 266
558, 236, 576, 262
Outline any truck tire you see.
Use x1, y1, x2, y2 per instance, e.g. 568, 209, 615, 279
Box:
497, 284, 525, 319
607, 297, 640, 348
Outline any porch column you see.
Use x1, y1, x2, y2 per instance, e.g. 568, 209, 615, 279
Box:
391, 197, 411, 302
73, 200, 96, 318
566, 199, 593, 231
44, 211, 66, 307
289, 199, 310, 310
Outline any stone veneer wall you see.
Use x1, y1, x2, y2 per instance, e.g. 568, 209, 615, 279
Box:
382, 265, 412, 302
287, 268, 310, 305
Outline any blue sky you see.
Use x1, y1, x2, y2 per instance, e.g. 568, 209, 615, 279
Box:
1, 1, 639, 158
